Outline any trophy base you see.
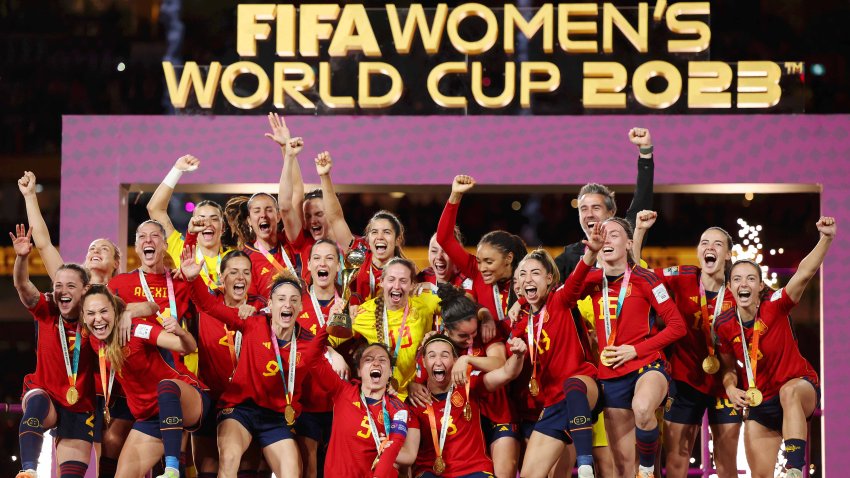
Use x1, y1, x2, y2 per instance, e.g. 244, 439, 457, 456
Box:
327, 313, 354, 338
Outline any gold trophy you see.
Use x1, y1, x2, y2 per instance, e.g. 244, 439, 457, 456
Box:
326, 249, 366, 338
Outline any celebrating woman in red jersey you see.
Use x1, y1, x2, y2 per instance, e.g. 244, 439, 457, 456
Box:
12, 225, 99, 478
267, 113, 334, 279
82, 284, 207, 478
295, 239, 350, 478
435, 175, 527, 477
407, 284, 512, 468
309, 342, 410, 478
514, 233, 604, 478
632, 211, 741, 478
315, 151, 406, 309
186, 250, 267, 477
398, 334, 527, 478
715, 217, 834, 478
185, 256, 323, 478
417, 231, 472, 293
580, 217, 686, 478
18, 171, 121, 285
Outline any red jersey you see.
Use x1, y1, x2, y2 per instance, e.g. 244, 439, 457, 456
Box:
23, 294, 97, 413
350, 242, 382, 307
242, 239, 303, 298
715, 288, 818, 400
294, 230, 317, 282
189, 278, 267, 401
298, 288, 339, 413
436, 201, 513, 336
308, 360, 409, 478
92, 319, 204, 420
580, 265, 686, 380
514, 260, 597, 407
409, 372, 494, 477
654, 266, 735, 395
216, 312, 322, 414
416, 267, 474, 294
108, 269, 193, 323
414, 334, 516, 423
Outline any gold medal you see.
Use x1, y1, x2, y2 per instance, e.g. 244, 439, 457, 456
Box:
434, 455, 446, 474
284, 404, 296, 425
528, 377, 540, 396
389, 377, 400, 391
746, 388, 763, 407
66, 386, 79, 405
104, 407, 111, 426
463, 402, 472, 422
702, 355, 720, 374
600, 352, 613, 367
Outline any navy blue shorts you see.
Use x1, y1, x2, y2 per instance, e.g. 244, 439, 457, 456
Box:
218, 401, 295, 448
600, 360, 671, 409
479, 414, 520, 446
132, 386, 211, 438
54, 404, 102, 443
193, 401, 221, 438
664, 380, 742, 426
417, 472, 494, 478
746, 377, 820, 432
295, 411, 333, 443
531, 392, 603, 444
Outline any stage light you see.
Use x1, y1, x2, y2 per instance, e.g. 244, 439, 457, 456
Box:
811, 63, 825, 76
389, 192, 405, 199
744, 192, 754, 201
35, 183, 44, 193
733, 218, 781, 287
185, 202, 195, 213
571, 199, 578, 208
770, 249, 776, 255
11, 455, 17, 461
511, 201, 521, 211
117, 62, 126, 72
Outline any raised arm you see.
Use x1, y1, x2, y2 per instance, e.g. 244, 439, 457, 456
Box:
316, 151, 355, 250
552, 222, 604, 307
11, 225, 40, 308
146, 155, 200, 237
18, 172, 64, 280
436, 176, 478, 278
157, 315, 198, 355
625, 128, 655, 233
181, 247, 247, 332
785, 216, 836, 303
631, 210, 657, 261
483, 337, 527, 392
266, 113, 305, 243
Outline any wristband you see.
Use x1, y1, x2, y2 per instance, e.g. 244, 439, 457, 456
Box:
639, 145, 654, 155
163, 167, 184, 189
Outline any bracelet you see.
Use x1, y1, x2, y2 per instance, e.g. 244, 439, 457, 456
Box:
639, 145, 654, 155
163, 167, 184, 188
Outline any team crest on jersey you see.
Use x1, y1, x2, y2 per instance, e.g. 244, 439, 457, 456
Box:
770, 289, 783, 302
295, 352, 303, 365
451, 390, 465, 408
220, 408, 234, 416
663, 266, 680, 276
721, 301, 732, 311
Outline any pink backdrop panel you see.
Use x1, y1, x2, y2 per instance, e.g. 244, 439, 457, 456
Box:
62, 114, 850, 471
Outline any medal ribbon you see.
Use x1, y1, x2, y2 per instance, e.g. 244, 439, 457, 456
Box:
309, 286, 339, 328
382, 303, 411, 361
698, 282, 725, 358
492, 284, 505, 321
601, 266, 632, 347
425, 384, 454, 465
97, 345, 115, 409
736, 307, 762, 390
464, 344, 473, 410
137, 269, 177, 324
527, 305, 547, 384
360, 393, 390, 452
223, 325, 241, 372
269, 323, 297, 408
256, 241, 297, 277
369, 265, 376, 297
58, 317, 81, 392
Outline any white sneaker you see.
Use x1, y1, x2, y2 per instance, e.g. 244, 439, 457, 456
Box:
155, 467, 179, 478
636, 465, 654, 478
578, 464, 595, 477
